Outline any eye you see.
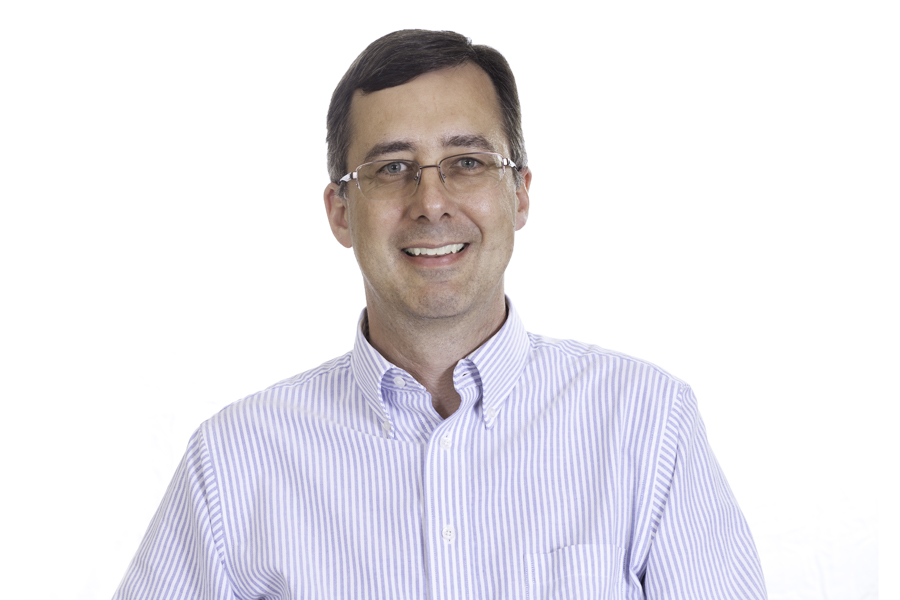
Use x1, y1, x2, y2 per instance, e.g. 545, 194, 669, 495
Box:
457, 156, 483, 170
380, 161, 408, 175
444, 154, 491, 177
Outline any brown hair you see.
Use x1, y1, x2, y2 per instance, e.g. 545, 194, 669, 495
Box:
326, 29, 527, 189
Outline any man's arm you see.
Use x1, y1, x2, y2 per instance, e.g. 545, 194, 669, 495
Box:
112, 429, 235, 600
642, 384, 767, 599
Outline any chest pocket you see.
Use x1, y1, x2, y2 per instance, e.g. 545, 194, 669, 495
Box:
525, 544, 625, 600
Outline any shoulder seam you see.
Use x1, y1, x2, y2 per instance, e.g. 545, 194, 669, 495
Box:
527, 332, 687, 385
265, 352, 353, 393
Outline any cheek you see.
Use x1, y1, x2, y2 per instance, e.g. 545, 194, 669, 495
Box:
346, 202, 376, 243
477, 196, 519, 229
347, 201, 405, 253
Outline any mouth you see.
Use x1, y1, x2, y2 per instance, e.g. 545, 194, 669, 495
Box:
403, 243, 467, 257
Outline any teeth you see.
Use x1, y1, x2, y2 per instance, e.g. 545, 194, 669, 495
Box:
404, 243, 465, 257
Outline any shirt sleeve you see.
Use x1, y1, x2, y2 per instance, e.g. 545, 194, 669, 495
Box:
112, 428, 236, 600
643, 384, 767, 599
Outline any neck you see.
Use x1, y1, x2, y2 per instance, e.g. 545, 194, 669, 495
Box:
364, 295, 507, 419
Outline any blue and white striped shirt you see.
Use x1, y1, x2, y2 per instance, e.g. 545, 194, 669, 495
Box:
114, 301, 766, 599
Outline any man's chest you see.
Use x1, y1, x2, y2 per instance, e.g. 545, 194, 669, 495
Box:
210, 405, 646, 600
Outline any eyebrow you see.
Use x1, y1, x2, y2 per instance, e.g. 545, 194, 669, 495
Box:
442, 134, 498, 154
362, 140, 417, 164
361, 134, 499, 164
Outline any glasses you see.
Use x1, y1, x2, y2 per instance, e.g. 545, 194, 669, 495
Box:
339, 152, 518, 200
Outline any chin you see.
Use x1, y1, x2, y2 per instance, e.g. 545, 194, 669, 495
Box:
405, 285, 504, 323
407, 295, 468, 321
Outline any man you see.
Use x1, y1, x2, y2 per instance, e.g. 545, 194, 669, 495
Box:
114, 30, 766, 599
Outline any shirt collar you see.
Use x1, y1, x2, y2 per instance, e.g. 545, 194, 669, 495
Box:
350, 297, 532, 433
350, 309, 394, 434
465, 297, 530, 428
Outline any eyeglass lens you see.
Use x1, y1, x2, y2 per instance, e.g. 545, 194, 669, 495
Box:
355, 153, 507, 200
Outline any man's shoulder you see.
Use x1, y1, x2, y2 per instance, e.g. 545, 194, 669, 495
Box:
201, 352, 355, 429
523, 332, 694, 431
525, 331, 689, 391
264, 352, 355, 393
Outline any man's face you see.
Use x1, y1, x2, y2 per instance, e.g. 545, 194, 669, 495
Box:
324, 63, 530, 324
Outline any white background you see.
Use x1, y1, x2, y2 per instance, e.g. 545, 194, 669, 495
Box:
1, 1, 896, 598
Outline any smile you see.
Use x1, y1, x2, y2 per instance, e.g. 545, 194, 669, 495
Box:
403, 243, 466, 257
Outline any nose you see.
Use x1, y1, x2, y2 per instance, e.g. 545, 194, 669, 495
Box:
408, 164, 455, 222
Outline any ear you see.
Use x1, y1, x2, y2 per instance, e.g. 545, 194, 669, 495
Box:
514, 167, 531, 231
324, 183, 353, 248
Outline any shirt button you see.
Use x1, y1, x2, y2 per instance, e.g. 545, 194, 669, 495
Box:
382, 421, 392, 434
441, 524, 455, 543
440, 434, 452, 450
392, 376, 405, 387
485, 407, 497, 420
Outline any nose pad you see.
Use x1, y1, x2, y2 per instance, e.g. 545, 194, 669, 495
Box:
416, 164, 446, 188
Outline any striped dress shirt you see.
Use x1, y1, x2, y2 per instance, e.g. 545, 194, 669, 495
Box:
113, 300, 766, 599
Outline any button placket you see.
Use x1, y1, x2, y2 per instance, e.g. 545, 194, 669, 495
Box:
426, 364, 481, 596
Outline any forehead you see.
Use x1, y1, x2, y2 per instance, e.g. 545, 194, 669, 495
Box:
347, 63, 506, 165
